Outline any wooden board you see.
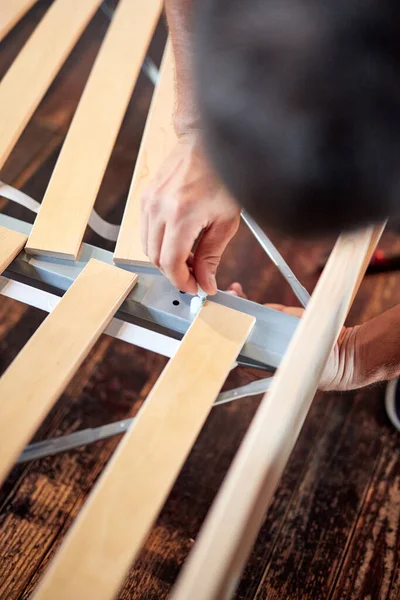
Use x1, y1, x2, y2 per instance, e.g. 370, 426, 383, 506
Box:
32, 301, 254, 600
0, 0, 37, 43
171, 225, 385, 600
114, 41, 176, 265
0, 0, 102, 171
25, 0, 163, 260
0, 225, 27, 272
0, 259, 137, 485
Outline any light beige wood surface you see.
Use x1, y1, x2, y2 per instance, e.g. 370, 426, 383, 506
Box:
26, 0, 163, 260
33, 301, 255, 600
0, 0, 37, 43
114, 40, 176, 265
0, 0, 102, 171
0, 225, 27, 272
171, 225, 385, 600
0, 259, 137, 485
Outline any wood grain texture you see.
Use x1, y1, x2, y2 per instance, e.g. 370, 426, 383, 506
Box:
1, 15, 400, 600
0, 225, 27, 272
171, 225, 385, 600
0, 0, 37, 43
0, 259, 137, 485
0, 0, 102, 171
249, 386, 397, 600
114, 40, 176, 265
33, 301, 254, 600
25, 0, 163, 260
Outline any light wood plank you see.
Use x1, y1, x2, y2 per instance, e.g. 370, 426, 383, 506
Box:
0, 259, 137, 485
0, 0, 102, 171
0, 225, 27, 272
33, 302, 255, 600
0, 0, 37, 43
26, 0, 163, 260
171, 225, 385, 600
114, 40, 176, 265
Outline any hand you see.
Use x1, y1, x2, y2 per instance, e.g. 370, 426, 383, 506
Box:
227, 284, 361, 392
141, 134, 241, 295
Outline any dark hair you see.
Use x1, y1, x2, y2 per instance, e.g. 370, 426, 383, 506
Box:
194, 0, 400, 237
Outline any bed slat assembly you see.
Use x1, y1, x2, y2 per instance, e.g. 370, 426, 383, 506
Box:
0, 0, 102, 171
0, 258, 137, 485
0, 0, 37, 43
0, 4, 388, 599
171, 225, 384, 600
26, 0, 163, 259
114, 41, 176, 265
33, 301, 254, 600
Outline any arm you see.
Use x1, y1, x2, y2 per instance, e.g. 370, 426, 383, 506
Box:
141, 0, 240, 295
165, 0, 199, 137
355, 304, 400, 387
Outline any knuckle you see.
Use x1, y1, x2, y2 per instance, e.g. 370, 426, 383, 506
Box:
169, 198, 189, 222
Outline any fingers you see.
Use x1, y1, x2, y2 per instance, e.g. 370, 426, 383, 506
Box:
226, 283, 247, 299
193, 217, 240, 295
266, 303, 305, 318
158, 221, 200, 294
147, 219, 165, 268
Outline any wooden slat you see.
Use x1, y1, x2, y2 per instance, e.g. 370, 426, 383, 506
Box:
0, 225, 27, 272
33, 302, 255, 600
26, 0, 163, 260
0, 0, 102, 171
114, 41, 176, 265
171, 225, 385, 600
0, 0, 37, 43
0, 259, 137, 485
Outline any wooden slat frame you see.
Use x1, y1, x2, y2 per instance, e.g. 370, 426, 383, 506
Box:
0, 0, 37, 43
25, 0, 163, 260
0, 0, 102, 171
0, 259, 137, 485
171, 225, 385, 600
0, 225, 27, 272
33, 302, 255, 600
114, 40, 176, 265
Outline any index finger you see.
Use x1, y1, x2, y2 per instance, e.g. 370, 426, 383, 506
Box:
159, 221, 200, 294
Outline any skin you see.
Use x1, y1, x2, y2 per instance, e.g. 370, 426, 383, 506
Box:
141, 0, 400, 392
141, 0, 240, 295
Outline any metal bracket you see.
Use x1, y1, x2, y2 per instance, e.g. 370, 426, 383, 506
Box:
0, 213, 299, 371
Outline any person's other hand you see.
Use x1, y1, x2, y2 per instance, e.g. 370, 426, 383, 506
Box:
227, 283, 360, 392
141, 135, 240, 295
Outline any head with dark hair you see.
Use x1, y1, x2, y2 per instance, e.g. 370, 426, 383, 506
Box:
194, 0, 400, 237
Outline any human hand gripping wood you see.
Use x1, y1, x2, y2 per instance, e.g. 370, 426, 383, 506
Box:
227, 283, 359, 391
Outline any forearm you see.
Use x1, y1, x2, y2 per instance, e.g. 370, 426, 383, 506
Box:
165, 0, 200, 136
355, 303, 400, 386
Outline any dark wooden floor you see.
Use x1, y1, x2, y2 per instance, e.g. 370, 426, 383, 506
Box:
1, 4, 400, 599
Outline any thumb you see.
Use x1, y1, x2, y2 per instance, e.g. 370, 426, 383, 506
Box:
193, 220, 238, 294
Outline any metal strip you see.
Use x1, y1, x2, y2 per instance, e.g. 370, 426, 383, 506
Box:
241, 210, 310, 307
17, 378, 272, 463
0, 213, 299, 370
